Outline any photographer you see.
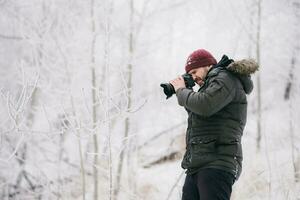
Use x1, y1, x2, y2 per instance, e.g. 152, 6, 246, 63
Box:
169, 49, 258, 200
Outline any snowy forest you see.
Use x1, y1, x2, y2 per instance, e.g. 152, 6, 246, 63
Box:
0, 0, 300, 199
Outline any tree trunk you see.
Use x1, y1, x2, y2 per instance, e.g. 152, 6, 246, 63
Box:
90, 0, 99, 199
114, 0, 134, 199
103, 1, 113, 199
126, 0, 137, 197
247, 0, 255, 58
256, 0, 262, 152
287, 0, 300, 183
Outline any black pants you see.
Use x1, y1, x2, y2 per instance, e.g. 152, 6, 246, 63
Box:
182, 168, 235, 200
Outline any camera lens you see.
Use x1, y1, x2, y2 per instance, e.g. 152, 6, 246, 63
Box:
160, 83, 175, 99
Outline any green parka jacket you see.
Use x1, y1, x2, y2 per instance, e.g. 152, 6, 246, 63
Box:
176, 56, 258, 180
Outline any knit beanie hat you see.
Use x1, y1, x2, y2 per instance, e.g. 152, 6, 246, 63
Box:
185, 49, 217, 73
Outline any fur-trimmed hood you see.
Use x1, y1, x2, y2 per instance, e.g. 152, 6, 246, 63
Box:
226, 59, 258, 94
227, 59, 259, 76
214, 55, 259, 94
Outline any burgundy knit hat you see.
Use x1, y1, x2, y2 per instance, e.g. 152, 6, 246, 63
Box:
185, 49, 217, 73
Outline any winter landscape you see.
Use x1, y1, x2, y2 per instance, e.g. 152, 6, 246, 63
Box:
0, 0, 299, 199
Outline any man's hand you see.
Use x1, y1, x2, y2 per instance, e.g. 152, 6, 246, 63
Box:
170, 76, 186, 92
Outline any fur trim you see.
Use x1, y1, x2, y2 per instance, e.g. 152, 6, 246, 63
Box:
227, 59, 259, 75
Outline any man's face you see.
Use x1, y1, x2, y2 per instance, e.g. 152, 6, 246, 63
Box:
188, 66, 210, 86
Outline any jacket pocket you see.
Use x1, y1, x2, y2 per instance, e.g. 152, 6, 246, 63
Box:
187, 136, 217, 168
217, 138, 242, 158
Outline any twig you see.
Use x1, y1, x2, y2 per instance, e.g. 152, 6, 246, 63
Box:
0, 33, 24, 40
138, 121, 186, 150
0, 132, 25, 163
166, 170, 185, 200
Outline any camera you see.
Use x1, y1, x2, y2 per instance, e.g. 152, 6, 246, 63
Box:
160, 73, 195, 99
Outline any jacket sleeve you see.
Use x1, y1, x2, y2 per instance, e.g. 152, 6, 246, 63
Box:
175, 72, 236, 117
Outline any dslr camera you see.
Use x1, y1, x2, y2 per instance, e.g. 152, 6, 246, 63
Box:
160, 73, 195, 99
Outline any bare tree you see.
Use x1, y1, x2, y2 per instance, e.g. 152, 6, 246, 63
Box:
255, 0, 262, 151
104, 0, 113, 199
90, 0, 99, 199
285, 0, 300, 183
114, 0, 135, 199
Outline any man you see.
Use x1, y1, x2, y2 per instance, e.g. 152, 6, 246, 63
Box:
170, 49, 258, 200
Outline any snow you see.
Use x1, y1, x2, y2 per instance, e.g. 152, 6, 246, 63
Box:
1, 0, 300, 199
